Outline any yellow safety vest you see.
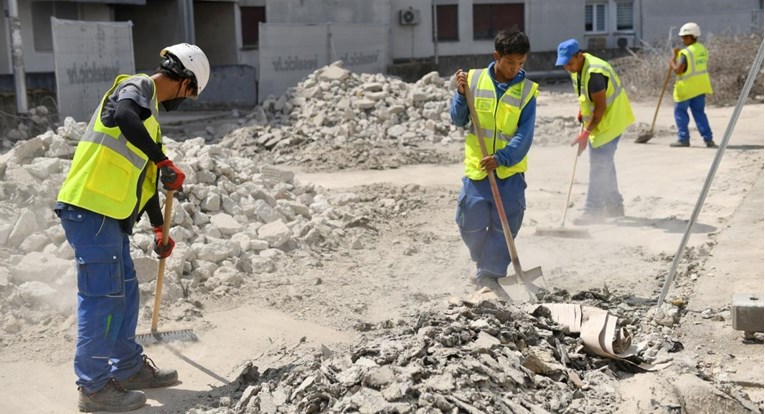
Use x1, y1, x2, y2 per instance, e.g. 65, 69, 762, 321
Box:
572, 54, 635, 148
464, 69, 538, 180
673, 42, 713, 102
58, 74, 162, 220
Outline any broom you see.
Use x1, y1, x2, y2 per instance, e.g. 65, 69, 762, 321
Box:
135, 189, 197, 345
535, 144, 590, 238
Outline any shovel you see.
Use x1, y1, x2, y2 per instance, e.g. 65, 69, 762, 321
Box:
463, 86, 545, 301
635, 66, 673, 143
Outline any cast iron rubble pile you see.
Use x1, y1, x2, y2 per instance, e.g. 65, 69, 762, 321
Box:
189, 298, 628, 414
217, 62, 464, 172
0, 118, 426, 340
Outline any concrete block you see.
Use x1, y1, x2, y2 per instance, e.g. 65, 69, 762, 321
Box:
731, 293, 763, 333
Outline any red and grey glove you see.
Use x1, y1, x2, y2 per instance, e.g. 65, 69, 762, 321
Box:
152, 226, 175, 259
156, 159, 185, 191
571, 129, 590, 156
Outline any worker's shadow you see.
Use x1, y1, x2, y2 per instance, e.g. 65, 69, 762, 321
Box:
133, 342, 238, 413
614, 215, 717, 234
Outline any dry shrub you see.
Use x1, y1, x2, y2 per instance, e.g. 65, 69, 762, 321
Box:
615, 32, 763, 106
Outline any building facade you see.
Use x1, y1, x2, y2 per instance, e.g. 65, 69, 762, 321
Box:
0, 0, 761, 111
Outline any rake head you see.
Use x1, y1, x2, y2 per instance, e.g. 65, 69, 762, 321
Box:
135, 329, 197, 346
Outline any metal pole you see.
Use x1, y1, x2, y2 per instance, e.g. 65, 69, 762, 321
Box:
181, 0, 195, 44
7, 0, 27, 114
656, 39, 764, 308
431, 0, 439, 67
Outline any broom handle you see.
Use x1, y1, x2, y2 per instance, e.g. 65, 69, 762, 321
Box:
560, 148, 580, 227
150, 190, 174, 333
649, 66, 673, 133
463, 87, 526, 281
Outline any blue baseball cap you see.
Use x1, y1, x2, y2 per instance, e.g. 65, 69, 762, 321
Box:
556, 39, 580, 66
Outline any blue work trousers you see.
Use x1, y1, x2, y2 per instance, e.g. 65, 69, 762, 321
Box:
456, 174, 526, 279
585, 136, 624, 213
675, 94, 713, 143
57, 204, 144, 394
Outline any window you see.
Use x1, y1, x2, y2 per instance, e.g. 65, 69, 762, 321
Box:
241, 6, 266, 48
616, 2, 634, 31
32, 1, 78, 52
436, 5, 459, 41
585, 3, 607, 33
473, 4, 524, 40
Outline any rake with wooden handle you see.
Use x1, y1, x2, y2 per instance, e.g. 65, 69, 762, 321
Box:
135, 190, 197, 345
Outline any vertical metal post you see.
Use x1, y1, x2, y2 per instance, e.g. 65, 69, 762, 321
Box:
180, 0, 195, 43
7, 0, 27, 114
656, 39, 764, 308
431, 0, 439, 67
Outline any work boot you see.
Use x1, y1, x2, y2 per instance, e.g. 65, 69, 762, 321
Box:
604, 204, 625, 218
705, 140, 719, 148
477, 275, 512, 302
670, 141, 690, 147
572, 210, 604, 225
78, 378, 146, 412
118, 355, 178, 390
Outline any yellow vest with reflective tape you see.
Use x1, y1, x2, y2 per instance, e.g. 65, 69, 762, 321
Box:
573, 54, 635, 148
673, 42, 713, 102
465, 69, 538, 180
58, 74, 162, 220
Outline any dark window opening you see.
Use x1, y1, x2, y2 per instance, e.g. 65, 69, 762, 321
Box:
241, 6, 266, 49
32, 1, 78, 52
473, 3, 524, 40
436, 5, 459, 41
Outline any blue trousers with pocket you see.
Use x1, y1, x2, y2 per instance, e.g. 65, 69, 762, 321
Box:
675, 94, 713, 143
456, 174, 526, 280
57, 204, 144, 394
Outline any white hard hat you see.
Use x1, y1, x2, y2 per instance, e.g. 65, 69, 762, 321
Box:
678, 22, 701, 38
160, 43, 210, 98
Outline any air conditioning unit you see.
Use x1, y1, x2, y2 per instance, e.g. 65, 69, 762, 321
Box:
615, 36, 635, 49
399, 8, 421, 25
587, 37, 607, 50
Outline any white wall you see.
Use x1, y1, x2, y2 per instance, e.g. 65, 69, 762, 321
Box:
12, 2, 112, 74
640, 0, 762, 44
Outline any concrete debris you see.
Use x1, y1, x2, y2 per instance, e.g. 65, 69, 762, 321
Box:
217, 62, 465, 172
188, 297, 757, 414
0, 126, 427, 340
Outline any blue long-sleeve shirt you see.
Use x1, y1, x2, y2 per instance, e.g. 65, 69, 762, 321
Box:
450, 62, 536, 168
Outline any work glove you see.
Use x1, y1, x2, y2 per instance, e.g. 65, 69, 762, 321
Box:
152, 226, 175, 259
576, 110, 583, 124
571, 129, 590, 156
156, 159, 185, 191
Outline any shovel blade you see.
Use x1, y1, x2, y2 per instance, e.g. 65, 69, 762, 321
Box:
499, 266, 545, 296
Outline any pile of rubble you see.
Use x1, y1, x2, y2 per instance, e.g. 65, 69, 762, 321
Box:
188, 292, 759, 414
189, 298, 626, 414
217, 63, 464, 172
0, 117, 427, 340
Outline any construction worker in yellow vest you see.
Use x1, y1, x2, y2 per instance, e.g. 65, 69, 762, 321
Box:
669, 22, 716, 148
555, 39, 635, 224
451, 29, 538, 295
55, 44, 210, 413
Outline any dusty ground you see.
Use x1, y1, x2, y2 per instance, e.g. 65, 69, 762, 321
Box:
0, 91, 762, 413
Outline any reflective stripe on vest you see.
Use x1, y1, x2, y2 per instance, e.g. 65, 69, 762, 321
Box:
464, 69, 538, 180
573, 54, 635, 148
57, 74, 161, 220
